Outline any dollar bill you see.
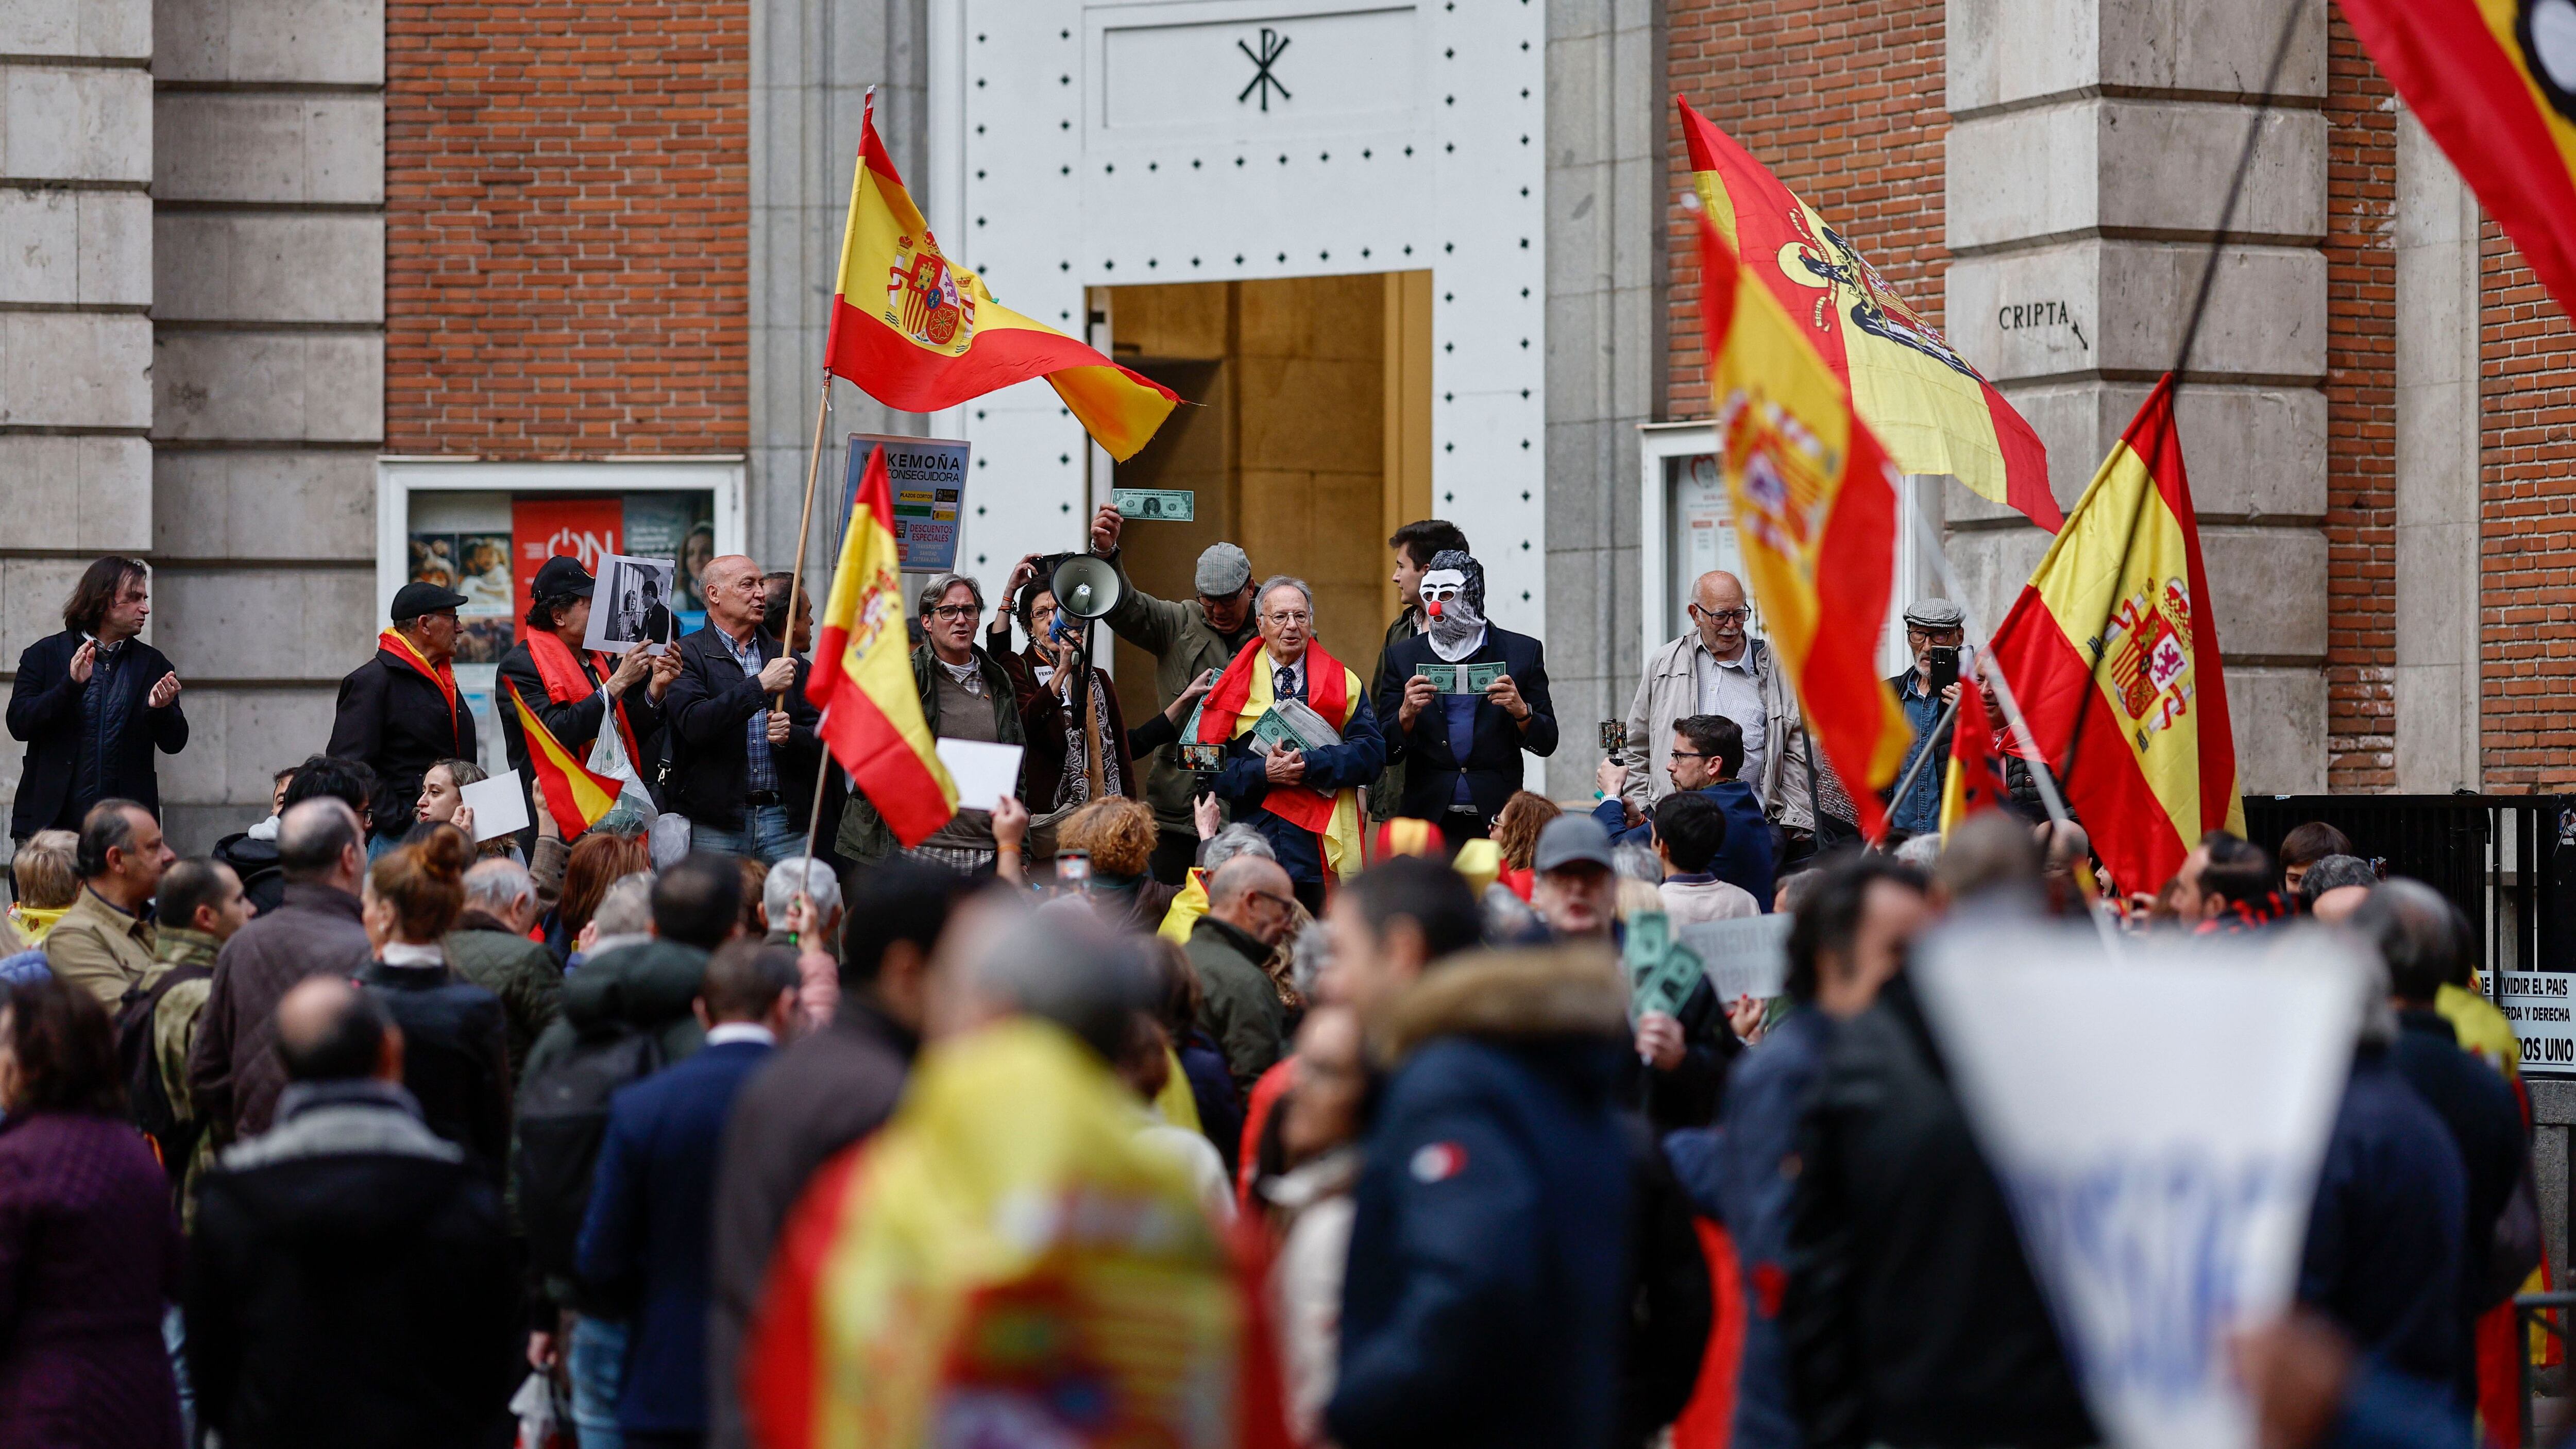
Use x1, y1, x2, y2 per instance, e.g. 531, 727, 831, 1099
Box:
1417, 663, 1463, 694
1111, 487, 1195, 521
1464, 662, 1507, 692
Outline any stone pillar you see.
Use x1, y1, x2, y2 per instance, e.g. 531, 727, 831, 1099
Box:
0, 0, 156, 828
1944, 0, 2331, 794
148, 0, 386, 851
1544, 0, 1665, 796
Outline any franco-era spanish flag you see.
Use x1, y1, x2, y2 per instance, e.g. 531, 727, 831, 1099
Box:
808, 445, 958, 846
1679, 98, 2062, 531
1982, 377, 2243, 897
2337, 0, 2576, 320
504, 682, 621, 838
1694, 208, 1913, 842
826, 93, 1179, 461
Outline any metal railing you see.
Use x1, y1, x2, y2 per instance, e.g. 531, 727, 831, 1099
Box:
2517, 1290, 2575, 1445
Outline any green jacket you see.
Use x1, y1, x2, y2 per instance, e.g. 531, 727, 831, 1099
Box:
1099, 553, 1260, 829
444, 917, 564, 1086
1185, 914, 1287, 1094
520, 937, 710, 1083
837, 641, 1025, 864
142, 926, 222, 1224
1367, 608, 1423, 821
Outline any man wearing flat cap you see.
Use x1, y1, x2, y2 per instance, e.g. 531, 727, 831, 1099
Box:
495, 555, 679, 843
1886, 596, 1966, 835
328, 581, 480, 855
1084, 504, 1264, 883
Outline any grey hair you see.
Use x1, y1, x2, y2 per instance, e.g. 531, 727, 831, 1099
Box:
1290, 921, 1333, 998
463, 857, 535, 914
1201, 824, 1274, 870
1613, 842, 1665, 886
918, 572, 985, 617
1255, 575, 1314, 618
2298, 854, 2379, 901
969, 906, 1155, 1061
590, 871, 656, 939
762, 856, 842, 925
1893, 833, 1944, 872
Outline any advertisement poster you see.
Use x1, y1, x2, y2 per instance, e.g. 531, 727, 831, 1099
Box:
410, 531, 514, 663
512, 498, 623, 647
847, 433, 969, 573
624, 492, 715, 620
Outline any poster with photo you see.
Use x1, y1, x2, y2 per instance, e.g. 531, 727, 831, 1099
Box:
409, 533, 463, 591
584, 554, 681, 654
624, 493, 716, 616
455, 533, 513, 617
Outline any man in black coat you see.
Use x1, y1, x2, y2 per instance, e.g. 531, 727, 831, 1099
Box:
7, 556, 188, 840
496, 556, 676, 833
665, 554, 820, 863
328, 582, 478, 852
1374, 550, 1556, 843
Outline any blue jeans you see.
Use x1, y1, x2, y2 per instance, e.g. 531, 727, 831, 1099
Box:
689, 804, 801, 865
568, 1315, 629, 1449
164, 1304, 192, 1447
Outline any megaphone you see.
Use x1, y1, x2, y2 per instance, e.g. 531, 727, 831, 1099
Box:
1050, 555, 1124, 621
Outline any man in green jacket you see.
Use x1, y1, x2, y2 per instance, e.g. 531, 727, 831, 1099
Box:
446, 857, 562, 1084
1088, 505, 1260, 882
836, 573, 1027, 871
1183, 854, 1299, 1094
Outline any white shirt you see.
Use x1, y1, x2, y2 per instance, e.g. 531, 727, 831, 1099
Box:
704, 1022, 777, 1049
1691, 640, 1769, 804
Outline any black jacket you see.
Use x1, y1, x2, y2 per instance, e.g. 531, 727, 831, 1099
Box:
327, 644, 477, 839
355, 960, 514, 1183
1374, 626, 1556, 827
7, 629, 188, 837
663, 624, 821, 831
1783, 974, 2095, 1449
495, 640, 666, 817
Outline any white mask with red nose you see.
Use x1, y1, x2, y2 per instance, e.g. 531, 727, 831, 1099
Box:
1418, 551, 1488, 662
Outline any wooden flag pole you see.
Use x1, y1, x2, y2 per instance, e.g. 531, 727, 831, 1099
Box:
775, 369, 834, 711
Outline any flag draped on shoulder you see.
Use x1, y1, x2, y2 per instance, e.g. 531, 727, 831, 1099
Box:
2337, 0, 2576, 320
808, 445, 958, 847
1192, 638, 1368, 880
505, 682, 621, 838
1693, 208, 1913, 842
1983, 377, 2242, 896
825, 93, 1180, 461
1679, 97, 2061, 531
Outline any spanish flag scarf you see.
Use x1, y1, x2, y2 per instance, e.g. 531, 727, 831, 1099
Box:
524, 628, 641, 768
376, 627, 461, 752
1193, 637, 1366, 879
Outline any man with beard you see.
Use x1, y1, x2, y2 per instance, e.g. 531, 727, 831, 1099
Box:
1373, 550, 1556, 845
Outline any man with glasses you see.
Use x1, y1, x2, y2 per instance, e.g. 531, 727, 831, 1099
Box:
1886, 598, 1965, 836
668, 555, 819, 864
1614, 570, 1846, 866
1184, 853, 1301, 1093
833, 573, 1027, 873
328, 581, 478, 856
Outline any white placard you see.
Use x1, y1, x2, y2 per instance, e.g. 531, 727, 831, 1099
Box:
583, 553, 681, 655
935, 739, 1024, 813
1681, 915, 1790, 1002
459, 770, 532, 843
1911, 926, 2366, 1449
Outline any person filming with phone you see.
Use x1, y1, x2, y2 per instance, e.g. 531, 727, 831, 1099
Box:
1885, 598, 1967, 836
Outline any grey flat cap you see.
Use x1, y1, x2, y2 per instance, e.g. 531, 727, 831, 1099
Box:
1533, 814, 1617, 875
1902, 598, 1964, 630
1195, 542, 1252, 597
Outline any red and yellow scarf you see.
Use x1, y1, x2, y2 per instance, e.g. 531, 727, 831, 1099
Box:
377, 627, 461, 752
1193, 637, 1366, 878
525, 628, 641, 766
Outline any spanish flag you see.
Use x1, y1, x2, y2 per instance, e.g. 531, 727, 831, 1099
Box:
1937, 679, 2015, 836
1693, 208, 1913, 841
1680, 98, 2062, 532
505, 682, 621, 838
808, 445, 957, 846
825, 93, 1180, 461
2338, 0, 2576, 320
1982, 377, 2242, 897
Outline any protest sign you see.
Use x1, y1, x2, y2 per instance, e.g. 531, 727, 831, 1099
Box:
1912, 926, 2366, 1449
458, 770, 531, 843
1680, 915, 1789, 1002
847, 434, 968, 573
933, 739, 1022, 813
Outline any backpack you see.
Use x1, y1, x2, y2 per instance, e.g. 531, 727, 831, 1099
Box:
114, 965, 212, 1195
516, 1024, 664, 1309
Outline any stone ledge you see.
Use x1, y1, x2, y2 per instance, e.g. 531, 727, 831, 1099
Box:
1947, 99, 2323, 252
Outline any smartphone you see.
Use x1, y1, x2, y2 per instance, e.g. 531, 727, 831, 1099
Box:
1180, 742, 1225, 775
1599, 720, 1626, 755
1927, 645, 1959, 698
1056, 849, 1092, 891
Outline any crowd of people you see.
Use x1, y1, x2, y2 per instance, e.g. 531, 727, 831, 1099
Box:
0, 531, 2545, 1449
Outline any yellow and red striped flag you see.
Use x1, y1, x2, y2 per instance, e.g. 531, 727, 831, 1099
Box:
505, 682, 621, 838
1982, 377, 2242, 897
1693, 208, 1913, 842
2337, 0, 2576, 320
1679, 98, 2062, 532
1938, 677, 2016, 836
808, 444, 957, 847
825, 94, 1179, 461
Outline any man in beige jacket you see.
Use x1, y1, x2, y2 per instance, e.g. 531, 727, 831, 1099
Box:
45, 797, 175, 1003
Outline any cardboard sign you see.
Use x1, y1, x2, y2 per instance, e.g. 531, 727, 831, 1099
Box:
934, 738, 1023, 813
1680, 915, 1790, 1002
1911, 925, 2366, 1449
848, 434, 969, 573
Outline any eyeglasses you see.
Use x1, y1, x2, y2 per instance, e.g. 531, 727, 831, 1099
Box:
1247, 889, 1297, 914
1670, 749, 1711, 760
1264, 610, 1312, 626
928, 604, 979, 621
1691, 605, 1751, 624
1905, 626, 1964, 644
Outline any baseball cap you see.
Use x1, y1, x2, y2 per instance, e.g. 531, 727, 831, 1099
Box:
531, 555, 596, 602
1533, 815, 1617, 875
1195, 542, 1253, 597
389, 581, 468, 622
1902, 598, 1965, 630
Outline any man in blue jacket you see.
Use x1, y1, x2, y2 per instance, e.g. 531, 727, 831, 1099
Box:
578, 942, 800, 1449
1596, 713, 1774, 909
1207, 576, 1385, 914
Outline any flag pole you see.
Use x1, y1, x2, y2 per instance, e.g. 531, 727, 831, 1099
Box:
776, 369, 834, 713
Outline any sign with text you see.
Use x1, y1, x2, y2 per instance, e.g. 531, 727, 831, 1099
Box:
2501, 967, 2576, 1073
847, 434, 968, 573
1681, 914, 1790, 1003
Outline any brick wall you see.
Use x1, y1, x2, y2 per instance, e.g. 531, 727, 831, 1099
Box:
2481, 216, 2576, 788
1664, 0, 1948, 421
385, 0, 750, 455
2323, 14, 2397, 790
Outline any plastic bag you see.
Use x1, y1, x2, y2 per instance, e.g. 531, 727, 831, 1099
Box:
510, 1370, 570, 1449
583, 683, 658, 831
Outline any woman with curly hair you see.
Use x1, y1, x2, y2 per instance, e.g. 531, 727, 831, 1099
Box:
1488, 790, 1560, 901
1058, 796, 1181, 934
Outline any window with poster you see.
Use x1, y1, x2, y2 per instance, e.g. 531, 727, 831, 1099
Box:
377, 458, 747, 778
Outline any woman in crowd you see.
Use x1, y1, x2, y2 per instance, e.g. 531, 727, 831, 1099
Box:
546, 831, 652, 964
414, 758, 519, 862
1061, 797, 1182, 934
1489, 790, 1561, 901
356, 825, 512, 1181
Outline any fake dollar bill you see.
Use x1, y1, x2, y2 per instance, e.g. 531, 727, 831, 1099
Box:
1111, 487, 1195, 521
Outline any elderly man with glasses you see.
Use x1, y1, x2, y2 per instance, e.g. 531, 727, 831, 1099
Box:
1885, 598, 1966, 836
834, 573, 1030, 874
1609, 569, 1852, 868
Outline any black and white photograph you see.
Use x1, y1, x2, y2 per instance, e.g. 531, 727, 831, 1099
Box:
582, 552, 680, 654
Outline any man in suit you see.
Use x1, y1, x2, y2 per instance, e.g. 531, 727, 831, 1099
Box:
7, 556, 189, 842
1368, 521, 1468, 825
666, 555, 820, 864
578, 942, 798, 1449
638, 574, 674, 650
1375, 550, 1556, 845
327, 581, 477, 854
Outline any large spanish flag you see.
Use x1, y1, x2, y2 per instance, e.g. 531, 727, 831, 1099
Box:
1982, 377, 2243, 897
826, 94, 1179, 461
1694, 209, 1913, 841
2338, 0, 2576, 320
808, 445, 957, 846
1680, 98, 2062, 532
505, 681, 621, 839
